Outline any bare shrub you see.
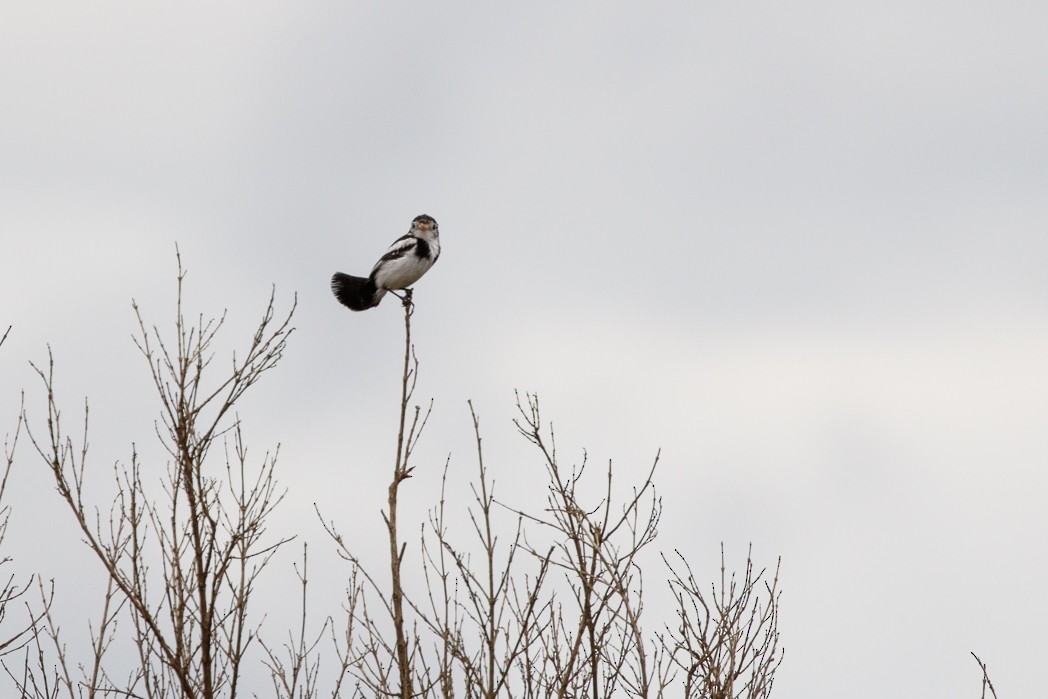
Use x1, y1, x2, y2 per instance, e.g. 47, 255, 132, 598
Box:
0, 327, 52, 659
5, 259, 787, 698
662, 545, 782, 699
318, 297, 784, 698
12, 254, 295, 698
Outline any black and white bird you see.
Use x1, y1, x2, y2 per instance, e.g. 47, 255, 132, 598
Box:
331, 214, 441, 311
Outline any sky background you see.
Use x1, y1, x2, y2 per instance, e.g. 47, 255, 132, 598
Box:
2, 2, 1047, 697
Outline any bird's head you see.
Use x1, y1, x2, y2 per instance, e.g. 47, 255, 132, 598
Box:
411, 214, 439, 238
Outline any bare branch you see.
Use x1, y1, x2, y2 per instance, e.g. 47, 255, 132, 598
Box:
971, 652, 999, 699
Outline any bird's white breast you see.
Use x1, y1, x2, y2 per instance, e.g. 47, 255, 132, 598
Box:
373, 239, 437, 290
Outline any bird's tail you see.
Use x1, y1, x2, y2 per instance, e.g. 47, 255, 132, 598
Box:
331, 272, 385, 311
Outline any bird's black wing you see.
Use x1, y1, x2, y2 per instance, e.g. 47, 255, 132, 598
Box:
377, 234, 417, 261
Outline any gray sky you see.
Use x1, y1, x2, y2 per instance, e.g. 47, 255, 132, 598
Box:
2, 2, 1047, 696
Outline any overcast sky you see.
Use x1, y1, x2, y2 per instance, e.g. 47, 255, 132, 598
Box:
2, 2, 1047, 697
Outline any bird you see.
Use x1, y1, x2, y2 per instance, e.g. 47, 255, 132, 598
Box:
331, 214, 441, 311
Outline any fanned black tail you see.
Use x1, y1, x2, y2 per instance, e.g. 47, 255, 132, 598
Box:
331, 272, 382, 311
